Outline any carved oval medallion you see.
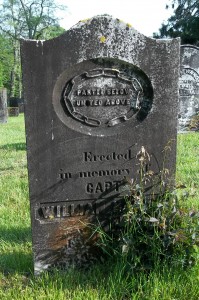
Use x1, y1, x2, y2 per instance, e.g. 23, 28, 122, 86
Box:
63, 68, 144, 128
53, 59, 153, 136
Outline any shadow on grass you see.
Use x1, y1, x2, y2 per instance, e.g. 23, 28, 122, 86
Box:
0, 227, 33, 274
0, 143, 26, 151
0, 226, 31, 244
0, 251, 33, 275
0, 166, 15, 172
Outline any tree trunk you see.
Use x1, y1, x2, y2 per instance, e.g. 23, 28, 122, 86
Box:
10, 40, 21, 98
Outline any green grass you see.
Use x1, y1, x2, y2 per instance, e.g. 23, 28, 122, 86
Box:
0, 115, 199, 299
176, 133, 199, 208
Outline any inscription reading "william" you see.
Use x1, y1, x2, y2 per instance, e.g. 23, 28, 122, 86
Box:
38, 200, 124, 220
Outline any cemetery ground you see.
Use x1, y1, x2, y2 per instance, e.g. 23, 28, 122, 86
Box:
0, 114, 198, 300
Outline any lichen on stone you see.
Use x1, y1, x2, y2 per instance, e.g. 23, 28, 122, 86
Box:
126, 23, 132, 28
99, 36, 107, 43
117, 19, 124, 23
80, 18, 91, 23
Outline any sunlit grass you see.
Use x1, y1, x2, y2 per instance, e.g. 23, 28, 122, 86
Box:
176, 133, 199, 208
0, 115, 198, 299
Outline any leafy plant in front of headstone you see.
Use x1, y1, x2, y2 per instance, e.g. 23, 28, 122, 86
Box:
95, 145, 199, 272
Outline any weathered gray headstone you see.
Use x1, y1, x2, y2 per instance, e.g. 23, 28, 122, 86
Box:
8, 107, 19, 117
0, 88, 8, 123
21, 16, 180, 274
179, 45, 199, 131
9, 97, 25, 113
18, 103, 24, 113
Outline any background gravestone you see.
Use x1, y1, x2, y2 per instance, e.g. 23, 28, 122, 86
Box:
179, 45, 199, 131
9, 97, 25, 113
21, 15, 180, 274
8, 107, 19, 117
0, 88, 8, 123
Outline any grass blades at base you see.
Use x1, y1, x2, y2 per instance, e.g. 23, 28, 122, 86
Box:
176, 133, 199, 208
0, 115, 198, 299
0, 260, 198, 300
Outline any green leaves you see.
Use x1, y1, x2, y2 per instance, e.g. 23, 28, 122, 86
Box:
0, 0, 66, 40
0, 0, 67, 96
0, 34, 13, 90
95, 144, 199, 272
155, 0, 199, 45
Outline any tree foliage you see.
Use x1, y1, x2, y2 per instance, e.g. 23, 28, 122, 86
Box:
0, 34, 14, 89
155, 0, 199, 45
38, 25, 65, 40
0, 0, 66, 97
0, 0, 66, 40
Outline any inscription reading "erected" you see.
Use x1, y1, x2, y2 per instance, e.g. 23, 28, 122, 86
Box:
83, 149, 132, 162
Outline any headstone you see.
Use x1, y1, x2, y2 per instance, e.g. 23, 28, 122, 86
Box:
0, 88, 8, 123
179, 45, 199, 131
21, 16, 180, 274
8, 107, 19, 117
9, 97, 25, 113
18, 103, 25, 113
9, 97, 19, 107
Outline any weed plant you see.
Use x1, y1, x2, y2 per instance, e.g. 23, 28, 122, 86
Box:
95, 145, 199, 272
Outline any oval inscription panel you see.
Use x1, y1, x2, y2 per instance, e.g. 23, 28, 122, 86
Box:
53, 59, 153, 136
63, 68, 143, 127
